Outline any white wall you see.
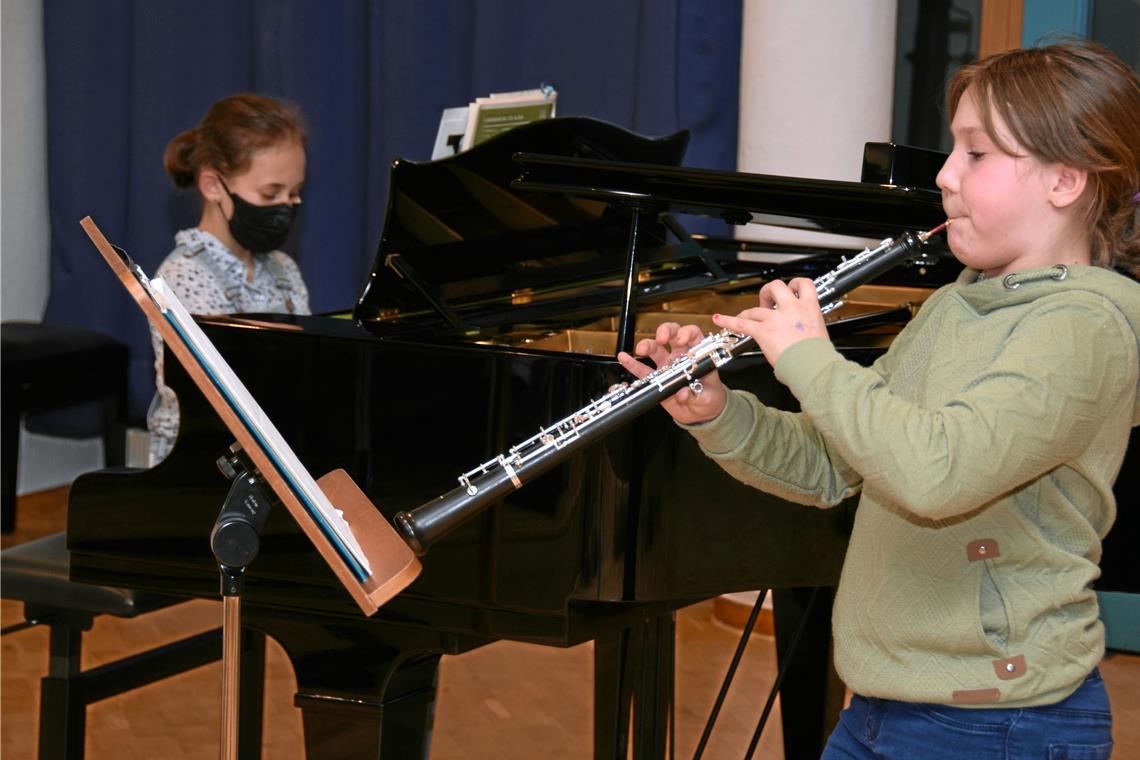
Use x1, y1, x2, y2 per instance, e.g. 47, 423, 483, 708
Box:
2, 0, 52, 321
2, 0, 105, 495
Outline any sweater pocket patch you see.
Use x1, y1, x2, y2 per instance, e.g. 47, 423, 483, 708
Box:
978, 561, 1012, 652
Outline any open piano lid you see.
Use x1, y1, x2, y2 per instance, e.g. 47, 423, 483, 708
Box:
354, 117, 946, 331
354, 117, 690, 326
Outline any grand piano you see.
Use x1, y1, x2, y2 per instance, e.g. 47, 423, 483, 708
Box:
66, 117, 1135, 759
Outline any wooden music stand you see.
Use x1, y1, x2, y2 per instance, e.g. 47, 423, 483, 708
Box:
81, 217, 421, 759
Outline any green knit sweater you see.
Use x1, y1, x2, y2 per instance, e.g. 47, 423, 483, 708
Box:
685, 264, 1140, 707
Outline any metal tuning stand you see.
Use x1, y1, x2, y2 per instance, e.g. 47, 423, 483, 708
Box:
211, 443, 273, 760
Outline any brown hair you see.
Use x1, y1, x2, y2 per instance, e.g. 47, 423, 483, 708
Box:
946, 40, 1140, 275
163, 93, 306, 189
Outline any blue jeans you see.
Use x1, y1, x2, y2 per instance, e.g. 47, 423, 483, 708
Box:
820, 670, 1113, 760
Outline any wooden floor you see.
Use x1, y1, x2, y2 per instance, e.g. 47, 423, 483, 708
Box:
2, 487, 1138, 759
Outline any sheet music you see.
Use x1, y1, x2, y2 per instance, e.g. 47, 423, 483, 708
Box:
145, 274, 373, 578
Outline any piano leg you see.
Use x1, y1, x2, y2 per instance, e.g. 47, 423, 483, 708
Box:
635, 615, 675, 758
594, 626, 634, 758
593, 614, 674, 759
293, 652, 440, 760
243, 607, 490, 760
772, 586, 845, 759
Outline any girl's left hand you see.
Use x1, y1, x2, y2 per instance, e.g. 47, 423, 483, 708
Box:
712, 278, 830, 366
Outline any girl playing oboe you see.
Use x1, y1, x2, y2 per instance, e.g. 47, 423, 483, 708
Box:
620, 40, 1140, 758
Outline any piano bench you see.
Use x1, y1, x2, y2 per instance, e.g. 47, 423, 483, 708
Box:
1, 321, 129, 534
1, 532, 265, 759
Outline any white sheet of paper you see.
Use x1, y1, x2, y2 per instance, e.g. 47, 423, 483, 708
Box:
148, 276, 373, 577
431, 106, 471, 159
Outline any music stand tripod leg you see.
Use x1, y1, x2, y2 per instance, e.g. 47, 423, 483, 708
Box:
212, 448, 274, 760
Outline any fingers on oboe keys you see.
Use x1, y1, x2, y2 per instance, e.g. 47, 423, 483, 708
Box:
758, 280, 783, 309
616, 350, 652, 379
787, 277, 820, 307
621, 322, 707, 371
677, 323, 704, 345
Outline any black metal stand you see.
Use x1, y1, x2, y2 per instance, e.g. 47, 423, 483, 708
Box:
211, 447, 273, 760
692, 589, 769, 760
746, 587, 822, 759
692, 587, 833, 760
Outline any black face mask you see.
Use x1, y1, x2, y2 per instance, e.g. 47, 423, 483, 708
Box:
219, 178, 297, 254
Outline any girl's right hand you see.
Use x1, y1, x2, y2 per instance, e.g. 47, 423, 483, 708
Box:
616, 322, 728, 425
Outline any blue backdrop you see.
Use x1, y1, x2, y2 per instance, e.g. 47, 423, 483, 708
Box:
42, 0, 742, 422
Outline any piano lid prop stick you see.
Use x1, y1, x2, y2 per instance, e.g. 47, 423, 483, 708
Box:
81, 216, 420, 616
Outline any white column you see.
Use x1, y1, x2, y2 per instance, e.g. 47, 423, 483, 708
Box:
736, 0, 899, 246
3, 0, 107, 493
2, 0, 51, 321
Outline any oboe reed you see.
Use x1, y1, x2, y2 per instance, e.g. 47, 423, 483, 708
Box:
917, 219, 953, 242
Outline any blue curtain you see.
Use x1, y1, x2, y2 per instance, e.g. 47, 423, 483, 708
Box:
42, 0, 742, 422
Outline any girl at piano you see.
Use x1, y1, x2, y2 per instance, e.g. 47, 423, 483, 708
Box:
147, 93, 311, 465
620, 40, 1139, 759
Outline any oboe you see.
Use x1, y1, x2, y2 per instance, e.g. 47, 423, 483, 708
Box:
394, 221, 951, 555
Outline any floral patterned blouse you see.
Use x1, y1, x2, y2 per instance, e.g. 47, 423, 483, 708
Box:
147, 228, 310, 465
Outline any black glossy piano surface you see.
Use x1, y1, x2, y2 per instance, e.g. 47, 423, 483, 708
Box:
67, 118, 1135, 759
